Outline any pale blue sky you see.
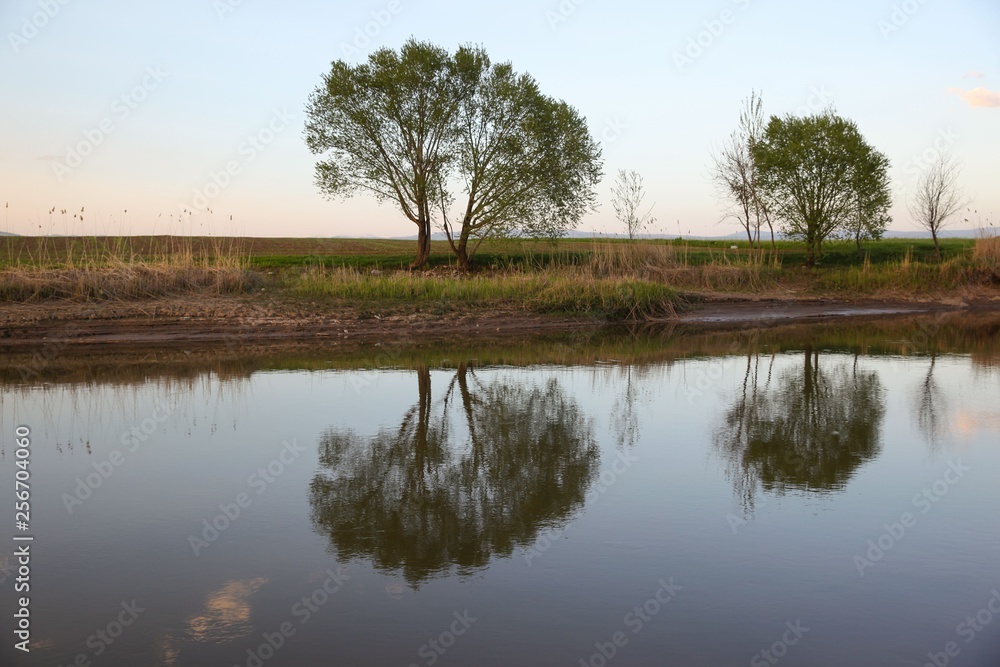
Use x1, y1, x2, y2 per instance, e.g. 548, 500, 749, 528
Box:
1, 0, 997, 238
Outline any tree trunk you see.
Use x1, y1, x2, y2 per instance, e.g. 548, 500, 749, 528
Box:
455, 243, 472, 273
932, 230, 942, 261
411, 220, 431, 269
455, 243, 470, 272
806, 234, 824, 266
456, 235, 470, 272
454, 224, 475, 272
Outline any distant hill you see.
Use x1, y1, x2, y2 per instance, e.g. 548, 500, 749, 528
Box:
882, 228, 996, 239
381, 227, 996, 242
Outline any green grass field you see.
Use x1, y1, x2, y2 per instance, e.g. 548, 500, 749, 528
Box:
0, 235, 976, 270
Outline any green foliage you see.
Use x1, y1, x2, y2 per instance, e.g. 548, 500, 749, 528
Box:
841, 142, 892, 251
305, 40, 602, 270
285, 268, 678, 319
444, 50, 601, 268
753, 112, 892, 265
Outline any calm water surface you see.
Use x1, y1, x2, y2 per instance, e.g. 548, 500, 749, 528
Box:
1, 315, 999, 666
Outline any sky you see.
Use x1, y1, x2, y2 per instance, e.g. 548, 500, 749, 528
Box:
0, 0, 997, 239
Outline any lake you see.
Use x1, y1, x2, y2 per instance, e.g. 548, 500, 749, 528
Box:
1, 313, 999, 666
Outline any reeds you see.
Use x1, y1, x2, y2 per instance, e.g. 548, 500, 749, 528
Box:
0, 235, 256, 302
583, 241, 779, 291
973, 235, 1000, 280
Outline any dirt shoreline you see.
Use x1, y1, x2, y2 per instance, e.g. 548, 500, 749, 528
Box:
2, 293, 997, 350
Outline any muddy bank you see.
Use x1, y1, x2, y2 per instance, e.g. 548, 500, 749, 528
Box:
675, 296, 974, 327
0, 293, 996, 349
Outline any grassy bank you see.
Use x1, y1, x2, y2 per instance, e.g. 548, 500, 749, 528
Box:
288, 266, 679, 319
0, 235, 997, 320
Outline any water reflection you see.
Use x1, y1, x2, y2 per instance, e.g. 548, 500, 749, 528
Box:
912, 354, 951, 449
156, 577, 268, 665
3, 314, 1000, 666
309, 364, 600, 586
184, 578, 268, 643
715, 347, 887, 514
608, 366, 649, 450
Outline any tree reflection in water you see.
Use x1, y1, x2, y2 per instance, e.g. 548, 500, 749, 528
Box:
715, 347, 886, 515
309, 364, 600, 586
913, 353, 950, 450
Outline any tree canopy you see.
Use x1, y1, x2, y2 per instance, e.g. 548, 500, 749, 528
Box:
305, 40, 602, 269
753, 112, 892, 265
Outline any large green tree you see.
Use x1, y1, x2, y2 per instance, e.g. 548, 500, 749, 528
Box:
305, 40, 602, 270
753, 112, 892, 265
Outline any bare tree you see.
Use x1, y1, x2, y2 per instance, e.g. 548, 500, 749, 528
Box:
711, 91, 774, 253
909, 153, 969, 259
712, 132, 754, 247
741, 93, 776, 251
611, 169, 656, 241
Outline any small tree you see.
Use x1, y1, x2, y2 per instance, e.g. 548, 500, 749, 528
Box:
610, 170, 656, 241
909, 153, 968, 259
843, 144, 892, 255
754, 112, 892, 266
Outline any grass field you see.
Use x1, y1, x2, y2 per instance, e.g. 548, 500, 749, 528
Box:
0, 235, 996, 319
0, 235, 977, 270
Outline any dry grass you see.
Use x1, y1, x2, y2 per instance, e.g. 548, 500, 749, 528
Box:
0, 263, 259, 302
0, 237, 258, 302
583, 241, 780, 291
973, 236, 1000, 278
